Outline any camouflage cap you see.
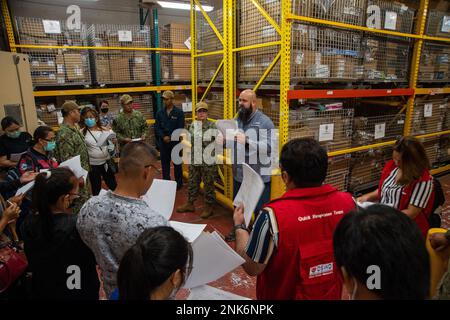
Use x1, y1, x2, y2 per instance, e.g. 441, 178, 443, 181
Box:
120, 94, 133, 105
162, 91, 175, 99
61, 101, 80, 115
195, 101, 208, 111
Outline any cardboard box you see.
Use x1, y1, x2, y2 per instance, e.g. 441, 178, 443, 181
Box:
306, 64, 330, 78
292, 49, 321, 78
171, 55, 191, 80
20, 19, 46, 37
110, 57, 131, 81
63, 54, 85, 81
131, 54, 151, 81
164, 23, 190, 47
329, 55, 357, 79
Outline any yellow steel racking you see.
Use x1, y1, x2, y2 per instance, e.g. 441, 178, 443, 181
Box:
191, 0, 450, 204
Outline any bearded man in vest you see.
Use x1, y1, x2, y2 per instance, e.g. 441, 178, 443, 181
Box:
233, 138, 356, 300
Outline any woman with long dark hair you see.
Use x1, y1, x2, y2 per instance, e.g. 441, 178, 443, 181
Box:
21, 168, 99, 299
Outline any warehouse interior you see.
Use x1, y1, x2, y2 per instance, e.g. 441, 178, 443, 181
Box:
0, 0, 450, 301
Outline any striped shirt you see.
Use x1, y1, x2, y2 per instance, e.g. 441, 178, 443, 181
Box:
245, 209, 278, 264
380, 167, 434, 209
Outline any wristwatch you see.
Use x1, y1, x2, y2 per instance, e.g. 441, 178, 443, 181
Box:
234, 224, 250, 233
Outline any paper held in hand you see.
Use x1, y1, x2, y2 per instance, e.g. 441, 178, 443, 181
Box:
96, 132, 116, 147
143, 179, 177, 221
59, 155, 88, 182
233, 163, 265, 227
183, 231, 245, 289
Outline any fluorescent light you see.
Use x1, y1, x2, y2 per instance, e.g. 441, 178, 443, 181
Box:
157, 1, 214, 12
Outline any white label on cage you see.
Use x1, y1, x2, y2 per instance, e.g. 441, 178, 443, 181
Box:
182, 102, 192, 113
424, 104, 433, 117
57, 77, 65, 84
184, 37, 191, 50
397, 120, 405, 124
400, 5, 408, 12
118, 30, 132, 42
135, 57, 144, 64
442, 16, 450, 33
31, 60, 39, 67
42, 20, 61, 34
344, 6, 357, 16
57, 111, 63, 125
439, 104, 446, 109
49, 74, 56, 80
295, 52, 304, 65
384, 11, 398, 30
374, 123, 386, 139
262, 26, 276, 38
319, 124, 334, 142
57, 64, 64, 74
47, 104, 56, 112
75, 66, 83, 76
47, 60, 55, 67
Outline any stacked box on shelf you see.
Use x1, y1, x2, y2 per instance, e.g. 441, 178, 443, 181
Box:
438, 134, 450, 163
420, 137, 441, 166
88, 24, 152, 84
352, 113, 405, 146
160, 23, 191, 81
326, 155, 351, 191
15, 16, 91, 86
291, 24, 363, 81
292, 0, 367, 26
418, 43, 450, 82
425, 10, 450, 39
204, 92, 224, 120
411, 97, 447, 135
238, 0, 281, 82
348, 147, 392, 194
288, 106, 354, 152
198, 54, 223, 82
366, 0, 416, 34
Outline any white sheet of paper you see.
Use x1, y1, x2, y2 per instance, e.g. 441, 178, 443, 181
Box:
182, 102, 192, 113
169, 221, 206, 243
183, 232, 245, 289
424, 103, 433, 118
442, 16, 450, 33
10, 152, 26, 162
42, 20, 61, 34
184, 37, 191, 50
384, 11, 398, 30
118, 30, 132, 42
319, 123, 334, 142
357, 201, 376, 209
374, 123, 386, 139
96, 131, 116, 147
143, 179, 177, 220
187, 285, 251, 300
59, 156, 86, 179
233, 164, 265, 227
216, 120, 239, 138
15, 181, 34, 196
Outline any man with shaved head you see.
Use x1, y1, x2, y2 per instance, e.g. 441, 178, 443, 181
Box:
77, 141, 168, 297
218, 89, 275, 241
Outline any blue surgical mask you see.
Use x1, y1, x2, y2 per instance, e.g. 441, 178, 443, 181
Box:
6, 131, 21, 139
84, 118, 96, 128
44, 141, 56, 152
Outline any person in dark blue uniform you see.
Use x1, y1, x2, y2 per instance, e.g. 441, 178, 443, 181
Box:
155, 91, 185, 190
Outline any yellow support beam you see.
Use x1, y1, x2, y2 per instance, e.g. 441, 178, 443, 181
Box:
200, 59, 224, 102
191, 0, 198, 118
194, 50, 224, 58
288, 13, 422, 39
415, 130, 450, 140
233, 41, 281, 52
415, 88, 450, 95
430, 165, 450, 176
1, 0, 16, 52
194, 0, 224, 45
33, 85, 191, 97
249, 0, 281, 34
423, 35, 450, 43
253, 50, 281, 92
328, 140, 397, 157
11, 44, 190, 53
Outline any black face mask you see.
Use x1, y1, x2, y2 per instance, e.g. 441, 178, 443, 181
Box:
101, 108, 109, 114
238, 105, 253, 123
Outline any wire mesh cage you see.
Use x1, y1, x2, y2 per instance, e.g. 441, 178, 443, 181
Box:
362, 35, 411, 82
439, 134, 450, 163
352, 114, 405, 146
348, 146, 392, 194
420, 136, 441, 165
288, 106, 354, 152
292, 0, 367, 26
257, 95, 281, 128
197, 8, 223, 53
15, 16, 91, 86
326, 155, 351, 191
160, 23, 191, 82
411, 97, 447, 135
291, 23, 363, 81
198, 55, 223, 82
418, 42, 450, 83
238, 46, 280, 82
203, 91, 225, 120
87, 24, 152, 85
366, 0, 416, 34
426, 10, 450, 38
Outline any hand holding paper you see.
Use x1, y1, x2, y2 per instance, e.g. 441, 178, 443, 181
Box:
143, 179, 177, 220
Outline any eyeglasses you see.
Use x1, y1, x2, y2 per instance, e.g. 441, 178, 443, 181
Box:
144, 163, 161, 175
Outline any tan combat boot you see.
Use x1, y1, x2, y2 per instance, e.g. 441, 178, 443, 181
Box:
176, 201, 195, 213
200, 203, 214, 219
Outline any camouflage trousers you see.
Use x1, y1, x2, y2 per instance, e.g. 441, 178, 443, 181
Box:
188, 165, 217, 205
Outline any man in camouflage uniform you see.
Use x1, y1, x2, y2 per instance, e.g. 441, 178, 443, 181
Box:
112, 94, 148, 149
55, 101, 91, 214
430, 230, 450, 299
177, 102, 217, 218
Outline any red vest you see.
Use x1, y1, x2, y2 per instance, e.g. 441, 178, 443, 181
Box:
256, 185, 355, 300
378, 160, 435, 238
